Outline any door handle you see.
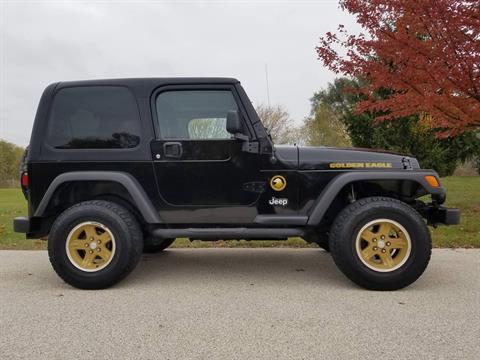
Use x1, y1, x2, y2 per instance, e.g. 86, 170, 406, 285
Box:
163, 142, 183, 158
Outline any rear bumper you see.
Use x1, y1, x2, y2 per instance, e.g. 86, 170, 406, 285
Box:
13, 217, 30, 233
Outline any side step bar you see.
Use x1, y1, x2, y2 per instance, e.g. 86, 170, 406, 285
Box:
254, 215, 308, 225
151, 227, 304, 240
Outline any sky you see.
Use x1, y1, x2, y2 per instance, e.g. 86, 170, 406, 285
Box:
0, 0, 359, 146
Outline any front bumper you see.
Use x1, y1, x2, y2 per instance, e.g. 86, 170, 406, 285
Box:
426, 206, 460, 226
13, 217, 30, 233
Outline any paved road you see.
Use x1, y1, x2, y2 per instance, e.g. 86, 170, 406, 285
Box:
0, 249, 479, 360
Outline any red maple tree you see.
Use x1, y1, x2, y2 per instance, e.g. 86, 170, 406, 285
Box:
316, 0, 480, 135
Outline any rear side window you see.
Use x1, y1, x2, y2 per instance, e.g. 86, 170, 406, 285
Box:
155, 90, 238, 140
47, 86, 141, 149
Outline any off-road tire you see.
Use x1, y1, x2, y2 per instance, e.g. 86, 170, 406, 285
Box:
48, 200, 143, 289
143, 238, 175, 253
329, 197, 431, 291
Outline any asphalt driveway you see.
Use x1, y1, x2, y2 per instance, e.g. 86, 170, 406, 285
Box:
0, 248, 479, 359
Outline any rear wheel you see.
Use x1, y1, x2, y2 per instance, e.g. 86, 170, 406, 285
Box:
329, 197, 431, 290
48, 200, 143, 289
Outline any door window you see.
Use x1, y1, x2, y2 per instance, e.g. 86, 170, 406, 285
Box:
155, 90, 238, 140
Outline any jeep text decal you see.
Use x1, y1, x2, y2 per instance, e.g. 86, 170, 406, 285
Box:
269, 197, 288, 206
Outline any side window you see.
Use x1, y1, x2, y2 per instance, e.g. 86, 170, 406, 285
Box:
47, 86, 141, 149
155, 90, 239, 140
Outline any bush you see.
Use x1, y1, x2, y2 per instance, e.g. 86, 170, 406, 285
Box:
0, 140, 24, 186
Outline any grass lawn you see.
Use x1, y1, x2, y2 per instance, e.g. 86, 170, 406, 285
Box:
0, 189, 46, 250
1, 176, 478, 250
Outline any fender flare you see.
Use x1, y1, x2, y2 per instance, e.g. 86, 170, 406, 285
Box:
306, 170, 445, 225
34, 171, 162, 224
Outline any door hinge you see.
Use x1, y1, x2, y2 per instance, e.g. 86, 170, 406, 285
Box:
242, 141, 259, 154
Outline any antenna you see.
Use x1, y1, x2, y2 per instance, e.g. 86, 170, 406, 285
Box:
264, 63, 271, 107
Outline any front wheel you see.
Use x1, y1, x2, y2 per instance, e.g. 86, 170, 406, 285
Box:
329, 197, 431, 290
48, 200, 143, 289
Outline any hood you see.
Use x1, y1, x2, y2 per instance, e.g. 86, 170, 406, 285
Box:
274, 145, 419, 171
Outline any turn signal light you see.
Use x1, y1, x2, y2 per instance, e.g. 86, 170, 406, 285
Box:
424, 175, 440, 188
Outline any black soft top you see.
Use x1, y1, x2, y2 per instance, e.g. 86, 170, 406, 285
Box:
28, 77, 251, 161
55, 77, 240, 97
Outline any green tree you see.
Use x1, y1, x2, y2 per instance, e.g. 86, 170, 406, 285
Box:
304, 103, 351, 147
0, 140, 24, 184
310, 78, 479, 176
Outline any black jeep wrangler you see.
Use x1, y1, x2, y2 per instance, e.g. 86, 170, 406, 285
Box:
14, 78, 459, 290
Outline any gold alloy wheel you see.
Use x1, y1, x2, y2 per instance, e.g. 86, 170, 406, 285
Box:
65, 221, 116, 272
355, 219, 412, 272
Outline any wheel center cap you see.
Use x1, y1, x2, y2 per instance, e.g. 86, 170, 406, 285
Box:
89, 242, 97, 250
377, 240, 385, 249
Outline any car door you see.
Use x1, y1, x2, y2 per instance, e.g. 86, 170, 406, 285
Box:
151, 85, 264, 223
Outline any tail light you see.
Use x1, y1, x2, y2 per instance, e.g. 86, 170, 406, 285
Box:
21, 172, 29, 187
20, 172, 29, 200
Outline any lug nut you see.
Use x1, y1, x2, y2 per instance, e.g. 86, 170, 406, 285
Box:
373, 238, 377, 242
381, 235, 385, 240
386, 242, 391, 246
85, 243, 89, 247
373, 246, 378, 251
382, 249, 386, 253
97, 248, 101, 252
90, 237, 94, 241
97, 240, 101, 244
89, 250, 93, 254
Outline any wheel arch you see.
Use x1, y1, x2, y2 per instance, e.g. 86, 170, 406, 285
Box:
307, 171, 445, 226
34, 171, 162, 224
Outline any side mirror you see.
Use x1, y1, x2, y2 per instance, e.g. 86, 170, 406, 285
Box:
226, 110, 243, 135
226, 110, 259, 154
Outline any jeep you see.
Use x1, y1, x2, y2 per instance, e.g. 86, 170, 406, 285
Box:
14, 78, 460, 290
